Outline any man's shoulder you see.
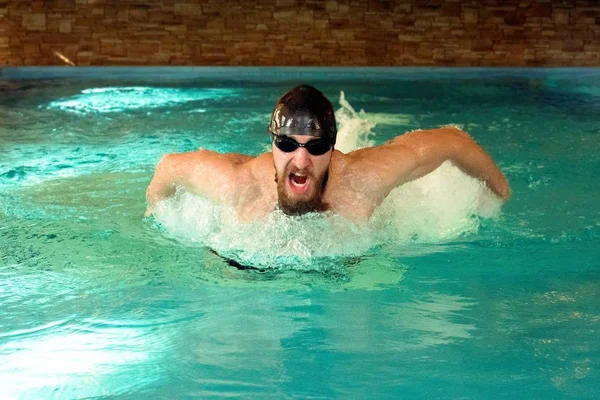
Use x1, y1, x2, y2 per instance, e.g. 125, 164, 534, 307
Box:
214, 150, 272, 166
204, 150, 273, 184
243, 152, 274, 180
174, 148, 265, 168
251, 151, 274, 163
331, 146, 385, 171
231, 151, 277, 212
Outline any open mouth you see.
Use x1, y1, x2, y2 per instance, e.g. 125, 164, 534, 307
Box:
288, 172, 309, 193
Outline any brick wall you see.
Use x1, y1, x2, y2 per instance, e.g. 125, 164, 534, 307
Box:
1, 0, 599, 66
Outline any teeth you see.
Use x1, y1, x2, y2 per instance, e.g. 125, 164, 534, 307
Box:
290, 174, 308, 187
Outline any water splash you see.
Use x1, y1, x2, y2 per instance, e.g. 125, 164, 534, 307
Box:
334, 91, 377, 153
372, 162, 502, 242
154, 193, 378, 271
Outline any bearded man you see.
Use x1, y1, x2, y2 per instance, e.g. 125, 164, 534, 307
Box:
146, 85, 510, 222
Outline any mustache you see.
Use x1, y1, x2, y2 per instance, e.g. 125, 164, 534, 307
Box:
286, 165, 315, 178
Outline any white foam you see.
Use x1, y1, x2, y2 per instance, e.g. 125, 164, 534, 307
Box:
153, 91, 502, 268
155, 194, 377, 270
334, 91, 377, 154
372, 161, 501, 242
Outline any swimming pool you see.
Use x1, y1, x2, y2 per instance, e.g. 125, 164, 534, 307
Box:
1, 67, 599, 398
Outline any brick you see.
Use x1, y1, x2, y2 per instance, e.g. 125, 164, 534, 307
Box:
584, 43, 600, 51
296, 10, 313, 25
503, 28, 524, 40
414, 18, 432, 27
368, 0, 391, 12
129, 9, 147, 22
273, 10, 294, 22
329, 17, 350, 28
398, 34, 420, 42
22, 13, 46, 30
440, 3, 460, 17
563, 40, 584, 52
416, 46, 433, 58
394, 3, 412, 14
553, 9, 570, 25
571, 30, 593, 40
175, 3, 202, 16
130, 42, 160, 53
59, 20, 71, 33
314, 19, 329, 28
572, 16, 596, 25
504, 11, 526, 26
472, 39, 494, 51
393, 14, 416, 26
116, 10, 128, 22
165, 24, 187, 32
300, 54, 322, 64
527, 3, 552, 18
23, 43, 40, 54
365, 42, 387, 57
462, 9, 478, 24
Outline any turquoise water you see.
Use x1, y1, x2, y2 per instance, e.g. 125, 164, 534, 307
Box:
1, 68, 599, 398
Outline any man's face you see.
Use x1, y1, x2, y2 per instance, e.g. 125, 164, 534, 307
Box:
272, 135, 332, 215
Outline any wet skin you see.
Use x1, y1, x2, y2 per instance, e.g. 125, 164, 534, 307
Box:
146, 127, 511, 223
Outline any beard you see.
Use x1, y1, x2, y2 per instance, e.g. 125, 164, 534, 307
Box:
275, 166, 329, 216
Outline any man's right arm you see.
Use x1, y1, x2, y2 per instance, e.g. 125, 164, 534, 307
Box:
145, 150, 251, 216
146, 153, 191, 215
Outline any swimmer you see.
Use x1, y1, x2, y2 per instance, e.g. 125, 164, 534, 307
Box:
146, 84, 510, 222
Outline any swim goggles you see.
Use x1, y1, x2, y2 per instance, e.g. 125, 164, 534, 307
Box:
272, 134, 332, 156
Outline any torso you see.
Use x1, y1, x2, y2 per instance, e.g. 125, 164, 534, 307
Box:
233, 151, 379, 223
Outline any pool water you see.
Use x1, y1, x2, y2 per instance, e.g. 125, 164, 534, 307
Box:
1, 68, 599, 398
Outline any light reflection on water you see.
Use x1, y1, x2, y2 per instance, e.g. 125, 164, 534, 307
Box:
0, 274, 480, 398
45, 87, 238, 114
1, 70, 599, 398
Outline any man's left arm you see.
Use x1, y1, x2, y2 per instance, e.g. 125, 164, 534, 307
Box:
350, 126, 511, 201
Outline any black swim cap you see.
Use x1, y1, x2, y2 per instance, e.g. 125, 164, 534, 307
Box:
268, 84, 337, 144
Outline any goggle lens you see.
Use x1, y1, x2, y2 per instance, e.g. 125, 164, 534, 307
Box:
273, 136, 332, 156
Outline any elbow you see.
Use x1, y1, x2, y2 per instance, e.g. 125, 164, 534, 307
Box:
440, 127, 473, 156
158, 153, 175, 168
146, 153, 178, 204
441, 126, 470, 140
156, 153, 180, 178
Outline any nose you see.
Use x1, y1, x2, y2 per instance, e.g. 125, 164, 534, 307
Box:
292, 147, 312, 169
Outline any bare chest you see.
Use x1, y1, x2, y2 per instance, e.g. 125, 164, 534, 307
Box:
233, 155, 378, 222
322, 182, 377, 222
